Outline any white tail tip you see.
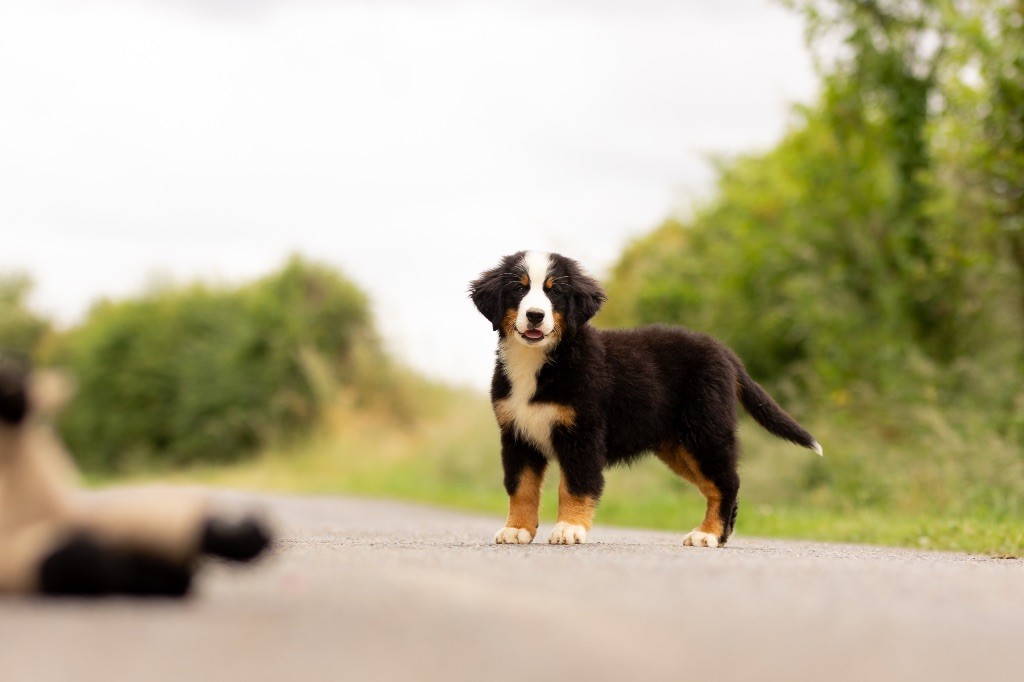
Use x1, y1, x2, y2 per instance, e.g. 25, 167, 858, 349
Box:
811, 441, 823, 457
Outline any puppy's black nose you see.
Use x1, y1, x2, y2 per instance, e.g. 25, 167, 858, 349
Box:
525, 309, 545, 325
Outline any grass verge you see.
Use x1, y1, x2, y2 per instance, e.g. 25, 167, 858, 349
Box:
119, 388, 1023, 557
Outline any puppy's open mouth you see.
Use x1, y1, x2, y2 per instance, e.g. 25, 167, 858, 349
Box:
521, 329, 545, 342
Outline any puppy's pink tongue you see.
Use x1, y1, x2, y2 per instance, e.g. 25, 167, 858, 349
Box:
523, 329, 544, 340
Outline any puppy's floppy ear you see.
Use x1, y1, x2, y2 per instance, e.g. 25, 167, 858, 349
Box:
566, 267, 607, 335
469, 265, 506, 332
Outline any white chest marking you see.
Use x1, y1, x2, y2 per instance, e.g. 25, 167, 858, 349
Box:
495, 340, 573, 458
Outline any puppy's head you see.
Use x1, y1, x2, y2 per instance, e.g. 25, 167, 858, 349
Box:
469, 251, 606, 349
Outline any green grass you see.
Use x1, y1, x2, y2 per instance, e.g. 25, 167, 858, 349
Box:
119, 388, 1024, 558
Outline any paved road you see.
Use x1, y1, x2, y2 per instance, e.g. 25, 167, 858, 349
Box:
2, 493, 1021, 682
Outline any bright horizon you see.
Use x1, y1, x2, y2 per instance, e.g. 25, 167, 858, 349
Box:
0, 0, 817, 390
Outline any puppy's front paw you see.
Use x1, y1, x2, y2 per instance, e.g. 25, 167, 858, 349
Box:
548, 522, 587, 545
682, 530, 721, 548
494, 526, 535, 544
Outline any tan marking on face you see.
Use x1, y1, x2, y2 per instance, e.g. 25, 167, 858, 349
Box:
505, 466, 545, 533
656, 444, 724, 539
520, 273, 530, 287
501, 308, 518, 337
550, 311, 565, 341
544, 277, 554, 289
556, 471, 596, 529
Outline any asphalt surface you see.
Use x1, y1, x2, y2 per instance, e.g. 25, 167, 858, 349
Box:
2, 493, 1022, 682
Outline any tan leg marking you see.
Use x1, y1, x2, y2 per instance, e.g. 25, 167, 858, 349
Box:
549, 470, 596, 544
495, 466, 544, 544
555, 473, 596, 528
657, 444, 724, 546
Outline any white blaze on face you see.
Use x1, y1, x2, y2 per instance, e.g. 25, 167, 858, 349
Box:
516, 251, 554, 340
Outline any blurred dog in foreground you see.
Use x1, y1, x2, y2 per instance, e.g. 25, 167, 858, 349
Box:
0, 361, 271, 596
470, 251, 821, 548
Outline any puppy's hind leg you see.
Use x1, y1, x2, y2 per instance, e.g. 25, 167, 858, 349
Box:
657, 441, 739, 548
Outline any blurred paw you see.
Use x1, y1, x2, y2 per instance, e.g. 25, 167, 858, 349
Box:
548, 522, 587, 545
682, 530, 721, 548
202, 516, 273, 562
494, 526, 535, 544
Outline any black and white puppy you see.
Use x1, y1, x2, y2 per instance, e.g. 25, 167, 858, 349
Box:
469, 251, 821, 547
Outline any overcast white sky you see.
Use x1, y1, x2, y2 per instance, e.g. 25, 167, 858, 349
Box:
0, 0, 816, 390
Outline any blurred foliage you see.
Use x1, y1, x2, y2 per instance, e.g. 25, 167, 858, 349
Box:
0, 273, 50, 360
603, 0, 1024, 518
38, 256, 389, 472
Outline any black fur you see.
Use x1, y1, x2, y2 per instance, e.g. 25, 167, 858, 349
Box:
470, 252, 819, 545
0, 361, 28, 425
39, 535, 192, 597
201, 516, 272, 562
735, 369, 817, 448
469, 255, 512, 332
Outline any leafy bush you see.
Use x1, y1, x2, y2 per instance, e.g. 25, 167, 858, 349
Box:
601, 0, 1024, 519
605, 0, 1024, 410
50, 256, 374, 472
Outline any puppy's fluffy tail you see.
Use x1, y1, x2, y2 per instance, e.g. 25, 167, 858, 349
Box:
733, 359, 822, 456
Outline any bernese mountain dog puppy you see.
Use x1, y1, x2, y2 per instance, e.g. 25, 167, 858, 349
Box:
469, 251, 821, 548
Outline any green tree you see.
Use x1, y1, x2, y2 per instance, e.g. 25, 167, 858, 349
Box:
975, 1, 1024, 312
605, 0, 1022, 407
